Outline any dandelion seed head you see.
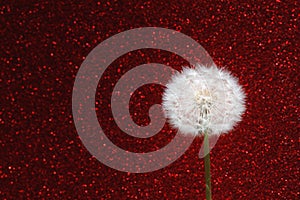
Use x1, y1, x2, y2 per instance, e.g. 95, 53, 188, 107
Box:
162, 64, 246, 136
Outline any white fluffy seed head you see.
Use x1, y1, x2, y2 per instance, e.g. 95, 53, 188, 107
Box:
162, 64, 246, 136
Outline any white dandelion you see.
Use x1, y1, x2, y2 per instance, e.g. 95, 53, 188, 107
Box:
162, 64, 246, 200
162, 64, 246, 136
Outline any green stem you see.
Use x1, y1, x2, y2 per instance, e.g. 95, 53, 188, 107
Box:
204, 131, 212, 200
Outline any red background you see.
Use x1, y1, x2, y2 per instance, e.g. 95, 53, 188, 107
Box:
1, 0, 299, 199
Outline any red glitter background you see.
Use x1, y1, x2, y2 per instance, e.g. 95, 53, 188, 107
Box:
1, 0, 299, 199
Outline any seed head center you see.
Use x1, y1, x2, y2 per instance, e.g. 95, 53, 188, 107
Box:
195, 90, 213, 108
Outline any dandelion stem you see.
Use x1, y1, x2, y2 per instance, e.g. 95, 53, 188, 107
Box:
204, 131, 212, 200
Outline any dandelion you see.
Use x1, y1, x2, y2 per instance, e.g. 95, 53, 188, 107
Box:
162, 64, 246, 200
